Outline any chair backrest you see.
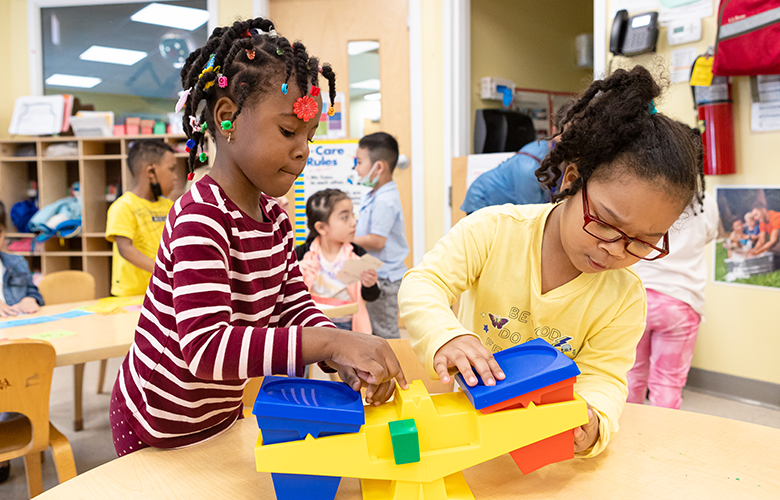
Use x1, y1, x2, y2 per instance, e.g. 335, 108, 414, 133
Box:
0, 340, 56, 456
38, 270, 95, 305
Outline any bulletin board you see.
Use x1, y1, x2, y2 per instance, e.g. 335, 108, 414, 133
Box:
288, 139, 368, 245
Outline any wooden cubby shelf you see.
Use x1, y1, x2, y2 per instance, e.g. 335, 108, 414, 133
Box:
0, 134, 198, 298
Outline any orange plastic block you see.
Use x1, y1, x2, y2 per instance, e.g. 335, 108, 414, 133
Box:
479, 377, 577, 414
509, 428, 575, 474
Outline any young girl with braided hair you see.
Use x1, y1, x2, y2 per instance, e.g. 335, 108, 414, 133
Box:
110, 18, 406, 456
399, 65, 704, 457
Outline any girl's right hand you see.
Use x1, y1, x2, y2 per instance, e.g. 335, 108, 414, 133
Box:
328, 331, 409, 395
433, 334, 505, 386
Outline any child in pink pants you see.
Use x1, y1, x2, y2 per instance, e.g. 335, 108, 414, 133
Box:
628, 192, 720, 409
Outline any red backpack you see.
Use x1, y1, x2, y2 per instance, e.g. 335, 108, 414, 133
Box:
713, 0, 780, 76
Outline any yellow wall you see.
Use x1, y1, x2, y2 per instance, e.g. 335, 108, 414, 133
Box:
471, 0, 593, 127
603, 2, 780, 385
421, 0, 445, 251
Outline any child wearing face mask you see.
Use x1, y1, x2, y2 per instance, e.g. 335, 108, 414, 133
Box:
109, 19, 407, 457
106, 140, 179, 296
353, 132, 409, 340
399, 66, 706, 457
295, 189, 380, 332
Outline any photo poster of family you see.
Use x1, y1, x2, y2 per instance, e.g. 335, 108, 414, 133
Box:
715, 186, 780, 289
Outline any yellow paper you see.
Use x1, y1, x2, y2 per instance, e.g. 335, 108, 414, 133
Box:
690, 57, 714, 87
84, 295, 143, 314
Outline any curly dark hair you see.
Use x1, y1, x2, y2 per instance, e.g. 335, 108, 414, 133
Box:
180, 18, 337, 177
535, 66, 704, 210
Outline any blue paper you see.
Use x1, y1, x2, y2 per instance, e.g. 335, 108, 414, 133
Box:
0, 316, 57, 329
51, 310, 93, 320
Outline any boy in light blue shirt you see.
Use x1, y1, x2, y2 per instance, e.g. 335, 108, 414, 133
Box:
353, 133, 409, 339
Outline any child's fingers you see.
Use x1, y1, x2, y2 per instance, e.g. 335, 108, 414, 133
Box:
433, 357, 452, 384
367, 381, 396, 405
451, 351, 479, 386
385, 353, 408, 390
469, 355, 497, 386
338, 367, 362, 392
487, 357, 506, 380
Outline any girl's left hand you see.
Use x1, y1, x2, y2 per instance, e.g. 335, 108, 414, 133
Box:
574, 403, 600, 452
11, 297, 39, 315
360, 269, 378, 288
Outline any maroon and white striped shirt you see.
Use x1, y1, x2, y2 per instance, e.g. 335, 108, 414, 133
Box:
113, 175, 334, 449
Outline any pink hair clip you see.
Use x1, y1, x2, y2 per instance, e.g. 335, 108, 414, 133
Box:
175, 87, 192, 113
293, 96, 319, 122
218, 74, 228, 88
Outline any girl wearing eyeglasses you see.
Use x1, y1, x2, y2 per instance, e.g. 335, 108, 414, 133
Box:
398, 65, 704, 458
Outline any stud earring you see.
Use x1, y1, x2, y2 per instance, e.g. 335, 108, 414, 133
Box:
221, 120, 232, 130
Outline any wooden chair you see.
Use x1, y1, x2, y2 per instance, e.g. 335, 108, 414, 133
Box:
38, 270, 97, 432
0, 339, 77, 498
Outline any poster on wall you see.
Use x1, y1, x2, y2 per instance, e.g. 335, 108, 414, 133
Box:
314, 92, 347, 140
293, 140, 368, 244
714, 186, 780, 289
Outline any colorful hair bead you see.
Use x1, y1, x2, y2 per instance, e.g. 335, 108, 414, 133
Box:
218, 74, 228, 88
187, 172, 195, 181
281, 83, 288, 95
200, 122, 207, 132
327, 106, 335, 117
310, 86, 321, 97
246, 49, 256, 60
175, 87, 191, 113
293, 96, 319, 122
276, 47, 284, 56
221, 120, 232, 130
648, 101, 657, 115
186, 139, 196, 149
199, 152, 207, 162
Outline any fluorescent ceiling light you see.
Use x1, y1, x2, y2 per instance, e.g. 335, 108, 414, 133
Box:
45, 74, 102, 89
131, 3, 209, 31
364, 92, 382, 101
350, 79, 381, 91
348, 41, 379, 56
79, 45, 147, 66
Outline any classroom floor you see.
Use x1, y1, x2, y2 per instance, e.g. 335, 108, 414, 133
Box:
2, 357, 780, 499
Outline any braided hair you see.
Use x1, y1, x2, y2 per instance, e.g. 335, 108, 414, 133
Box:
179, 18, 337, 178
535, 65, 704, 211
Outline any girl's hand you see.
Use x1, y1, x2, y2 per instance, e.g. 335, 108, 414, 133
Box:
433, 335, 505, 386
329, 330, 408, 391
12, 297, 39, 315
360, 269, 378, 288
298, 259, 318, 275
574, 403, 600, 452
0, 303, 19, 318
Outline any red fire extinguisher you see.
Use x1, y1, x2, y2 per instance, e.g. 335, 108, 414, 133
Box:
691, 56, 736, 175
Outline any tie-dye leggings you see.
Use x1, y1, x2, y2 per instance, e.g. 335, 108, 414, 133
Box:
627, 289, 701, 410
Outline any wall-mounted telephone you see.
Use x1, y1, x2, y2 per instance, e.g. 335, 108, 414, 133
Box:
610, 10, 659, 57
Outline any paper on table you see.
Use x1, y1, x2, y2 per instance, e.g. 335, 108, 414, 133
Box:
336, 254, 385, 287
28, 330, 77, 341
0, 316, 57, 329
51, 310, 94, 320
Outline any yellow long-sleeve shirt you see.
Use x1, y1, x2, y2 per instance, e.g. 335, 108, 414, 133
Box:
398, 203, 646, 457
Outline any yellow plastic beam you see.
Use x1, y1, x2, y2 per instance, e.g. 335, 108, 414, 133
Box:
255, 380, 587, 483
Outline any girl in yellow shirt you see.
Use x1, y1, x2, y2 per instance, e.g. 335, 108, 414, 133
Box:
399, 65, 705, 457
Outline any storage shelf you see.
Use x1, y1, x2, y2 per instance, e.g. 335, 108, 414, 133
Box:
1, 134, 197, 298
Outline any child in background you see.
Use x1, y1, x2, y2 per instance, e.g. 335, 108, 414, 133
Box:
0, 200, 44, 482
0, 201, 44, 317
399, 66, 704, 457
744, 211, 760, 248
627, 125, 720, 409
110, 18, 406, 457
724, 219, 748, 257
106, 140, 178, 296
296, 189, 380, 332
353, 132, 409, 339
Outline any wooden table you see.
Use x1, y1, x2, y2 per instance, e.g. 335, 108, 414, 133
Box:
0, 299, 357, 430
34, 403, 780, 499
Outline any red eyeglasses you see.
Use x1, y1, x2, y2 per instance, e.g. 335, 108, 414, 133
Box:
581, 184, 669, 261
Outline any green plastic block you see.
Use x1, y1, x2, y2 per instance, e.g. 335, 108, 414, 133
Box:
388, 418, 420, 465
